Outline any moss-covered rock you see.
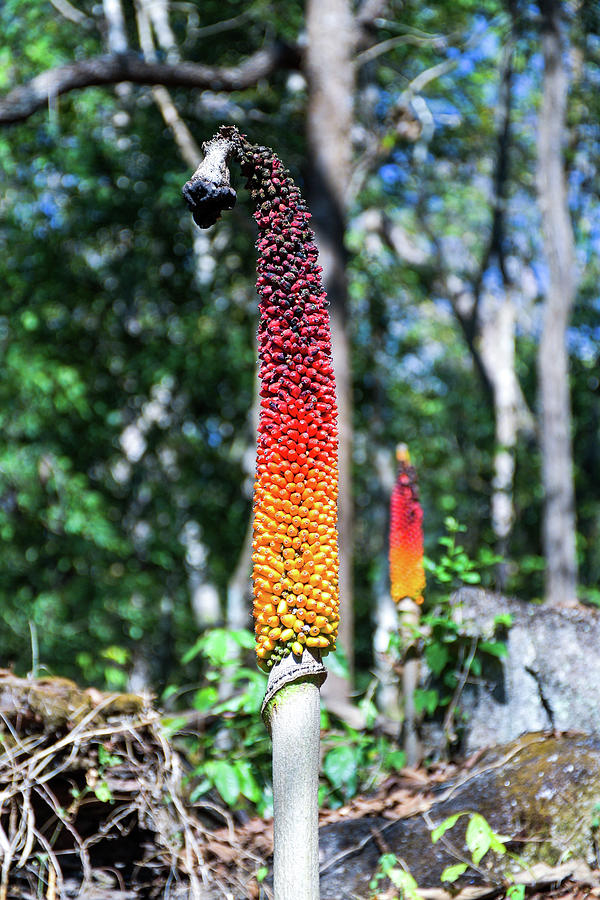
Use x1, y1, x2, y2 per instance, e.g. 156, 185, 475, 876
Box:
319, 732, 600, 897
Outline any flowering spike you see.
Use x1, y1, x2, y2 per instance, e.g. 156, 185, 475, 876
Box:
185, 128, 340, 672
389, 444, 425, 606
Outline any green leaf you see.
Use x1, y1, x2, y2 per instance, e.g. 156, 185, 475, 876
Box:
385, 749, 407, 772
379, 853, 399, 876
387, 868, 421, 898
425, 642, 449, 675
202, 629, 237, 667
465, 813, 492, 864
211, 761, 241, 807
480, 640, 508, 658
326, 645, 350, 678
229, 629, 255, 650
189, 779, 211, 802
444, 517, 467, 533
431, 813, 463, 843
193, 686, 218, 711
461, 571, 481, 584
256, 866, 268, 883
493, 613, 513, 627
93, 780, 113, 803
182, 638, 204, 664
234, 759, 261, 803
160, 716, 188, 738
507, 884, 526, 900
324, 745, 358, 790
97, 745, 122, 767
413, 688, 439, 716
441, 863, 468, 882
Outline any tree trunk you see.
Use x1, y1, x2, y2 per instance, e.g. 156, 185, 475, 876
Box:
305, 0, 356, 703
480, 294, 535, 586
372, 448, 402, 720
536, 0, 578, 606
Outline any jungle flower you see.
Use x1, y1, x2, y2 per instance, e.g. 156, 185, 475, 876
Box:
389, 445, 425, 606
221, 133, 341, 671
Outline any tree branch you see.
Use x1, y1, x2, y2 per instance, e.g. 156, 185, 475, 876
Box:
0, 43, 301, 125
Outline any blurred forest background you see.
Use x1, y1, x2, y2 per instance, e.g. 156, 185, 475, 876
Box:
0, 0, 599, 715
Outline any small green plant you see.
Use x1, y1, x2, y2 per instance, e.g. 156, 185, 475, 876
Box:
431, 811, 526, 893
424, 517, 502, 589
321, 724, 405, 808
170, 628, 272, 816
369, 853, 421, 899
393, 517, 510, 739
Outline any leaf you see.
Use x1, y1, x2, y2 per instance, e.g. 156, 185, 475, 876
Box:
326, 645, 350, 678
465, 813, 492, 864
160, 716, 188, 738
189, 779, 211, 802
379, 853, 398, 875
202, 629, 237, 667
229, 629, 255, 650
425, 642, 449, 675
441, 863, 468, 882
480, 640, 508, 658
97, 745, 122, 767
182, 638, 204, 665
387, 868, 421, 899
385, 749, 407, 772
101, 645, 130, 664
323, 745, 358, 790
211, 761, 241, 807
431, 813, 463, 843
413, 688, 439, 716
193, 686, 218, 711
93, 780, 113, 803
234, 759, 261, 803
461, 571, 481, 584
507, 884, 526, 900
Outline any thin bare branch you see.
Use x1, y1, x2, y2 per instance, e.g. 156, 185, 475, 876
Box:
356, 33, 442, 67
134, 0, 200, 169
48, 0, 91, 26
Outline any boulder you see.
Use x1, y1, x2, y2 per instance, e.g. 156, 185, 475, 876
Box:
446, 589, 600, 753
319, 732, 600, 897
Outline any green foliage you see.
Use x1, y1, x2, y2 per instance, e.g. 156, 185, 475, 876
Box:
424, 517, 502, 589
175, 629, 406, 814
321, 726, 405, 808
431, 811, 525, 893
166, 629, 271, 815
369, 853, 421, 900
392, 518, 508, 735
370, 811, 529, 898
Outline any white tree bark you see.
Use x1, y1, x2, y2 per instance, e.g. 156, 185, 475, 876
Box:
536, 0, 578, 606
306, 0, 356, 705
480, 294, 533, 584
134, 0, 201, 169
102, 0, 128, 54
